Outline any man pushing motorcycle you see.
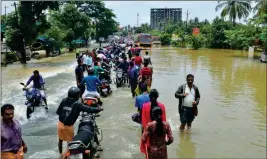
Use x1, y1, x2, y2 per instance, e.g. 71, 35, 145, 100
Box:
25, 70, 48, 109
56, 87, 103, 155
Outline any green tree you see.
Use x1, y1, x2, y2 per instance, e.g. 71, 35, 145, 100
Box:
5, 1, 58, 63
135, 23, 151, 33
187, 34, 207, 50
160, 33, 172, 45
74, 1, 118, 40
215, 1, 252, 26
253, 0, 267, 17
210, 17, 233, 48
51, 4, 90, 51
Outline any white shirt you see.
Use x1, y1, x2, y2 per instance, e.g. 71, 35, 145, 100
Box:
82, 54, 87, 63
144, 55, 150, 60
183, 84, 195, 107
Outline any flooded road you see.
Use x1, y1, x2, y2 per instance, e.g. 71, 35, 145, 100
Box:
1, 47, 266, 158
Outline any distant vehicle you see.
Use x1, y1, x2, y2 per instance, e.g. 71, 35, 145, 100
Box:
126, 39, 134, 46
133, 33, 153, 50
260, 52, 267, 63
99, 37, 105, 42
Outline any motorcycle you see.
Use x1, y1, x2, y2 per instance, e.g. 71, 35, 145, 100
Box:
97, 77, 112, 97
20, 82, 47, 119
114, 68, 126, 88
83, 94, 100, 108
63, 103, 103, 159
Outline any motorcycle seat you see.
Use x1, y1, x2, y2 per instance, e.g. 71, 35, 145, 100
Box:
72, 132, 92, 148
84, 93, 98, 99
73, 125, 94, 147
84, 96, 98, 101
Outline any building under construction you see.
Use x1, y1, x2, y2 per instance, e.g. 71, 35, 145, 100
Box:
150, 8, 182, 30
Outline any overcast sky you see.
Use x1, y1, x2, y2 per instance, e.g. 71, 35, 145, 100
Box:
1, 1, 255, 27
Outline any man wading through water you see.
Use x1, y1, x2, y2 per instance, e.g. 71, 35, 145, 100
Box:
129, 61, 139, 97
175, 74, 200, 131
1, 104, 28, 159
56, 87, 103, 155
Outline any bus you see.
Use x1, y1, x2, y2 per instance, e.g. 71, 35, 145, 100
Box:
133, 33, 153, 50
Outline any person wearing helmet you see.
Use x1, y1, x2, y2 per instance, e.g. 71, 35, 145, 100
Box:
25, 70, 47, 109
80, 67, 103, 105
140, 89, 167, 155
56, 86, 103, 154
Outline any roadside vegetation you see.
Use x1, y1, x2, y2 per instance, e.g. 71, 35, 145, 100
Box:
1, 1, 119, 63
134, 1, 267, 51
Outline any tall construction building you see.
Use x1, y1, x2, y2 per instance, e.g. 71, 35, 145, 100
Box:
150, 8, 182, 29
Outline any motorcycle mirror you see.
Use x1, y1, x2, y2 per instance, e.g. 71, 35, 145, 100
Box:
20, 82, 25, 86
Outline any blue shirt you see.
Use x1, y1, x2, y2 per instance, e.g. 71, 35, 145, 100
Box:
81, 75, 101, 92
86, 56, 92, 66
135, 93, 150, 110
129, 66, 138, 81
26, 75, 45, 89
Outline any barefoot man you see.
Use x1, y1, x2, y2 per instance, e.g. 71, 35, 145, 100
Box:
175, 74, 200, 131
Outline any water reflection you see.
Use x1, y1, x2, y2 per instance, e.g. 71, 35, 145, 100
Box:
177, 132, 196, 158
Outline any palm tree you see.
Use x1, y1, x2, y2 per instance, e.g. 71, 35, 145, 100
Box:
253, 0, 267, 16
215, 1, 252, 26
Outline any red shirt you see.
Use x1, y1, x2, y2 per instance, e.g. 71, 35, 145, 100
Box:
134, 56, 142, 65
135, 47, 140, 53
140, 67, 152, 77
91, 53, 96, 62
130, 48, 135, 55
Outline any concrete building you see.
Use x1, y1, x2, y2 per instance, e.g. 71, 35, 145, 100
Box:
150, 8, 182, 30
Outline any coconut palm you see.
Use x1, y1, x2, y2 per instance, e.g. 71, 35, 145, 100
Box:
215, 1, 252, 26
253, 0, 267, 16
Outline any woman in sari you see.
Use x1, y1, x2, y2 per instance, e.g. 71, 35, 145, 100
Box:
142, 107, 174, 159
140, 89, 167, 155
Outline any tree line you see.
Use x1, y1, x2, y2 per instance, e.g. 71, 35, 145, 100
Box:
2, 1, 119, 64
134, 1, 267, 51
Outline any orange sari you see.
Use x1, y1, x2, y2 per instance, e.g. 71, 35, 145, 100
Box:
140, 102, 167, 155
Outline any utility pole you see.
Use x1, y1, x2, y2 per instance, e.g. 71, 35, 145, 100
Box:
4, 5, 8, 23
185, 10, 190, 30
137, 13, 139, 27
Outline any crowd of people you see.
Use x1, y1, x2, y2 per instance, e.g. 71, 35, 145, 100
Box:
1, 42, 201, 159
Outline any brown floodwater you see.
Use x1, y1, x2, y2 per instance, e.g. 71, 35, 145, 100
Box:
1, 46, 266, 158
